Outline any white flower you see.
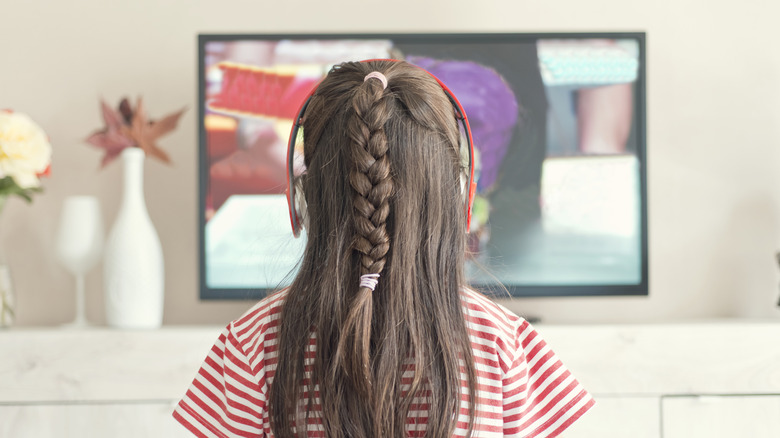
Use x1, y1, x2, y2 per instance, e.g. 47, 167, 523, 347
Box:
0, 111, 52, 189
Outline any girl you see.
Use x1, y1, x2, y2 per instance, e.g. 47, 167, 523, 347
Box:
174, 59, 593, 437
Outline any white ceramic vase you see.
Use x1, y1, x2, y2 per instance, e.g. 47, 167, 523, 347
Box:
104, 147, 164, 329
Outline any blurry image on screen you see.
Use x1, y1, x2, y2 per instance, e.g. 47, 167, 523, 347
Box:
201, 36, 643, 294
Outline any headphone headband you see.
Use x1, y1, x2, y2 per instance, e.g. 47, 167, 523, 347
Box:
286, 59, 476, 238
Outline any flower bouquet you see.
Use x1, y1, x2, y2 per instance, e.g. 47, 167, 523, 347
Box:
0, 110, 52, 211
0, 110, 52, 327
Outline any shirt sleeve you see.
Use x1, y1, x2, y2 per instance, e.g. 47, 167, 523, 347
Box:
502, 319, 594, 437
173, 323, 267, 438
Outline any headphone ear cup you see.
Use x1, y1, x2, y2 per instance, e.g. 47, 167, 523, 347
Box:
294, 178, 308, 231
466, 180, 477, 232
286, 177, 307, 237
285, 186, 299, 237
460, 172, 477, 232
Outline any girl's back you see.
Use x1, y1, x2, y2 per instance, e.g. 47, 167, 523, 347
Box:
174, 288, 593, 437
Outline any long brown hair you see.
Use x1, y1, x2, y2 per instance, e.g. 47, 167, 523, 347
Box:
269, 60, 478, 438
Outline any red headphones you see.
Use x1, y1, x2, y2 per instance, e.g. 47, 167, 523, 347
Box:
286, 59, 476, 238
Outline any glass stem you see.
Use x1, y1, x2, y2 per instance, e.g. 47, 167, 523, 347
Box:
74, 274, 86, 326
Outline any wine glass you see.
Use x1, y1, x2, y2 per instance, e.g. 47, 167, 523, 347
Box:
55, 196, 104, 327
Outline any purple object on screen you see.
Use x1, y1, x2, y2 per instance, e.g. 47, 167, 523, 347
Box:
407, 56, 519, 191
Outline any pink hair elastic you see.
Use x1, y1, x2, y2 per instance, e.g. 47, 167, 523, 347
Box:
363, 71, 388, 90
359, 273, 380, 291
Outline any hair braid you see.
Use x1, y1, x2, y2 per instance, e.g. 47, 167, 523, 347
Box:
350, 83, 393, 277
333, 75, 393, 399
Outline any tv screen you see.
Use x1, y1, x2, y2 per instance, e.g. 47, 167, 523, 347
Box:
198, 33, 647, 299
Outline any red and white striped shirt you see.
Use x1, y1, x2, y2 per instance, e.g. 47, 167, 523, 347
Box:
173, 288, 594, 437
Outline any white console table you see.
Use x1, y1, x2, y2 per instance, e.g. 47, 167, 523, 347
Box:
1, 322, 779, 437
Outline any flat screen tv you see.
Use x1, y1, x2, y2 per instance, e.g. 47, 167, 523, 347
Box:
198, 32, 647, 299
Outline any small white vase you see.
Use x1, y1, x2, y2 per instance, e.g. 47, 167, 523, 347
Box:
104, 148, 164, 329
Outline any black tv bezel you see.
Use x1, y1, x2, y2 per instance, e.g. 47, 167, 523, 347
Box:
198, 32, 648, 300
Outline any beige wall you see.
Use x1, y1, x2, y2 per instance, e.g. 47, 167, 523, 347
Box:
2, 0, 779, 326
